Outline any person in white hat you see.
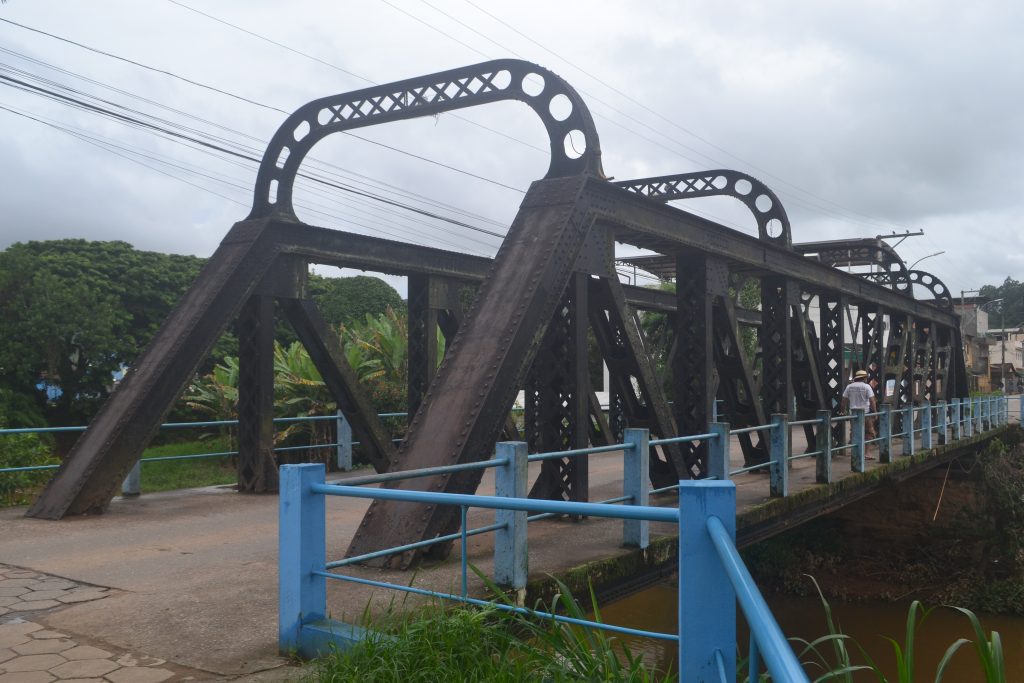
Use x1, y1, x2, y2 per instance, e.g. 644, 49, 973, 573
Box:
841, 369, 878, 443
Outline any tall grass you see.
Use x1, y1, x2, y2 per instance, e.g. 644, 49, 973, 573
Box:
308, 575, 665, 683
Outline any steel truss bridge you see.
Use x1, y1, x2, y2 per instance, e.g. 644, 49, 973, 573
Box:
29, 59, 967, 568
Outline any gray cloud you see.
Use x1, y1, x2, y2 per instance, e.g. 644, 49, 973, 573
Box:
1, 0, 1021, 301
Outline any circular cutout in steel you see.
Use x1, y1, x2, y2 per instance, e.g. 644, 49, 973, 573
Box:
734, 178, 753, 195
766, 218, 784, 238
755, 194, 773, 213
293, 121, 311, 142
522, 73, 545, 97
564, 130, 586, 159
317, 108, 334, 125
548, 93, 573, 121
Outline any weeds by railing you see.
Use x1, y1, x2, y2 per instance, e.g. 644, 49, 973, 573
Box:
280, 465, 808, 681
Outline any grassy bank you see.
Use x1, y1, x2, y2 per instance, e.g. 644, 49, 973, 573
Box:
137, 437, 237, 492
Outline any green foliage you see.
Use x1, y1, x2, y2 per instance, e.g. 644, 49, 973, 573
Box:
309, 274, 404, 327
0, 432, 58, 505
138, 438, 237, 492
793, 578, 1007, 683
341, 306, 415, 413
0, 239, 215, 426
979, 277, 1024, 330
309, 574, 664, 683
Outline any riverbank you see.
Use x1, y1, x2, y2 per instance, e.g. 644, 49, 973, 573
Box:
743, 429, 1024, 614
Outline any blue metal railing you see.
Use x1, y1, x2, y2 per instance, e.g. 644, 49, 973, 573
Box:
280, 465, 808, 681
4, 395, 1017, 503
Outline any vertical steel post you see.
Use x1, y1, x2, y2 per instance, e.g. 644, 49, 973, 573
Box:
679, 480, 736, 682
903, 405, 915, 456
937, 400, 947, 445
769, 414, 789, 497
952, 398, 962, 441
336, 410, 353, 472
494, 441, 528, 597
852, 409, 866, 473
708, 423, 730, 482
279, 463, 326, 656
121, 461, 141, 497
815, 410, 832, 483
879, 404, 893, 464
922, 400, 933, 450
623, 429, 650, 549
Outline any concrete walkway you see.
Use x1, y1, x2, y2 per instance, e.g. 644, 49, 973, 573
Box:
0, 423, 1012, 678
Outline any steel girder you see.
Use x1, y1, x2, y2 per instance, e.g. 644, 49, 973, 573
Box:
614, 170, 793, 247
29, 58, 969, 583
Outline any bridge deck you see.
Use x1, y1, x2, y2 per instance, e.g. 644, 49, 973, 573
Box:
0, 426, 1014, 677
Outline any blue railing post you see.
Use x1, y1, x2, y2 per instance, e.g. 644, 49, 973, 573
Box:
952, 398, 962, 441
623, 428, 650, 549
769, 414, 788, 497
965, 398, 974, 437
937, 400, 947, 445
494, 441, 528, 598
279, 463, 326, 656
708, 422, 730, 482
851, 409, 866, 473
921, 400, 933, 450
903, 405, 915, 456
815, 410, 831, 483
121, 461, 141, 497
1018, 394, 1023, 423
975, 397, 983, 434
336, 410, 353, 471
879, 404, 893, 464
679, 480, 736, 682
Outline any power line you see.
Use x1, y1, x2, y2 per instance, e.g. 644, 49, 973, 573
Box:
0, 72, 509, 241
0, 31, 526, 196
163, 0, 549, 155
453, 0, 905, 232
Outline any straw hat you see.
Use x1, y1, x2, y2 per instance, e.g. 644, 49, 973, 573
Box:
854, 370, 868, 379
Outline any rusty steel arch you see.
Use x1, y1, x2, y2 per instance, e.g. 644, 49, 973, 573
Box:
249, 58, 604, 221
614, 170, 793, 247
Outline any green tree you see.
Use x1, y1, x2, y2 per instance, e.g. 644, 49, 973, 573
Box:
309, 274, 404, 327
0, 240, 214, 426
979, 277, 1024, 330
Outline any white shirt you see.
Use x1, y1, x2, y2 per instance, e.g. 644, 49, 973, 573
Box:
843, 381, 875, 410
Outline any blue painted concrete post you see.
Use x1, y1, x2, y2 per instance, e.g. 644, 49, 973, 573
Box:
495, 441, 528, 596
975, 397, 983, 433
708, 422, 730, 482
851, 408, 866, 473
879, 405, 893, 464
981, 396, 989, 430
121, 461, 141, 497
937, 400, 947, 445
952, 398, 962, 441
336, 410, 353, 471
769, 414, 788, 497
903, 405, 915, 456
1019, 394, 1023, 423
679, 480, 736, 683
922, 401, 933, 450
623, 429, 650, 549
279, 464, 326, 656
815, 410, 831, 483
965, 399, 974, 437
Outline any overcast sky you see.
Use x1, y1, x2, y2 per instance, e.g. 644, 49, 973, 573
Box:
1, 0, 1022, 299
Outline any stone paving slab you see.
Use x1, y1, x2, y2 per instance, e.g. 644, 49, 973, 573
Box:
0, 564, 288, 681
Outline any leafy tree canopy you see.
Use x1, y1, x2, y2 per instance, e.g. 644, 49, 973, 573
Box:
979, 277, 1024, 329
309, 274, 404, 327
0, 239, 207, 425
